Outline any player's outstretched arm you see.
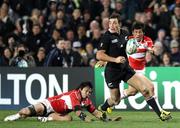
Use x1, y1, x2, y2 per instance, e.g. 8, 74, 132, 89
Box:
75, 110, 92, 122
91, 109, 109, 122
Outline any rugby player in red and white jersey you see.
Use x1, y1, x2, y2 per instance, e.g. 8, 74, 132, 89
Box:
4, 81, 108, 122
128, 35, 153, 72
121, 22, 155, 99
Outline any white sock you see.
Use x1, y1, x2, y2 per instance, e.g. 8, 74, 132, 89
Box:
47, 117, 53, 121
12, 113, 21, 120
4, 113, 21, 121
16, 113, 21, 118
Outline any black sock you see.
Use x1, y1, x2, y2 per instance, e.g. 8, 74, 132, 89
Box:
146, 97, 161, 117
101, 99, 110, 111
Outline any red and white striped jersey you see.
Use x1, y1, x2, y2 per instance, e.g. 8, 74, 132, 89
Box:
47, 90, 95, 114
127, 36, 153, 70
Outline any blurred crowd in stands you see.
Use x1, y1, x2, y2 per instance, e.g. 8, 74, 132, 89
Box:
0, 0, 179, 67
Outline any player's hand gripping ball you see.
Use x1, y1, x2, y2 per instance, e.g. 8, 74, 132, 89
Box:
126, 38, 138, 55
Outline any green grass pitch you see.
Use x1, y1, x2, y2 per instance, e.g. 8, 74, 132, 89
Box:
0, 110, 179, 128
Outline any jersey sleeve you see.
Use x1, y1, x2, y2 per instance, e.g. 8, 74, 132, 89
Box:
84, 98, 96, 113
146, 37, 154, 48
98, 32, 110, 52
70, 92, 81, 111
136, 37, 154, 52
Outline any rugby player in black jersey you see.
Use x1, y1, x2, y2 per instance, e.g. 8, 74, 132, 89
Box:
96, 13, 171, 121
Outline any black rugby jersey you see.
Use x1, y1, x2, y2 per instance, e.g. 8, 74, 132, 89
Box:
98, 29, 129, 69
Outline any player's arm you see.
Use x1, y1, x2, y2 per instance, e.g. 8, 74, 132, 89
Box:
96, 50, 126, 64
73, 105, 92, 122
146, 45, 154, 54
96, 50, 115, 62
137, 42, 154, 53
75, 110, 92, 122
91, 109, 109, 121
96, 33, 125, 64
85, 99, 109, 122
144, 37, 154, 54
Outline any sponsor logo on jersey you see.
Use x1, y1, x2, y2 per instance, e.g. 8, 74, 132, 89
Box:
108, 82, 113, 87
125, 36, 128, 41
111, 39, 118, 43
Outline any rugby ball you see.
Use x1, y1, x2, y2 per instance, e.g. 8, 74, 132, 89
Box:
126, 38, 138, 55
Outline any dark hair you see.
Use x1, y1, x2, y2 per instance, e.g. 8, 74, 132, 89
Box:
131, 22, 145, 32
109, 13, 121, 23
17, 43, 26, 49
162, 52, 172, 62
76, 81, 93, 90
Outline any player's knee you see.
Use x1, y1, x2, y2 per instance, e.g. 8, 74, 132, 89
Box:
141, 88, 149, 97
19, 108, 30, 117
149, 84, 154, 92
145, 83, 155, 96
25, 105, 37, 116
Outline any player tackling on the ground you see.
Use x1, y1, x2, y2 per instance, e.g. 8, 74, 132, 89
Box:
4, 81, 109, 122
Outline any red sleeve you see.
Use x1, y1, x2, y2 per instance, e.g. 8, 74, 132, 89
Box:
144, 36, 153, 48
83, 98, 96, 113
137, 36, 153, 52
128, 36, 134, 39
70, 90, 81, 111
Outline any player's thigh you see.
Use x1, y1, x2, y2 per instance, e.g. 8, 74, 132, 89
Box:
139, 75, 154, 92
49, 113, 72, 121
126, 85, 138, 94
33, 103, 46, 115
127, 74, 147, 92
19, 103, 44, 116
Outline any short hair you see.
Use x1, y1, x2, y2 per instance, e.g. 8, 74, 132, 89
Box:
109, 13, 121, 23
131, 22, 145, 32
56, 39, 65, 44
76, 81, 93, 90
38, 47, 46, 52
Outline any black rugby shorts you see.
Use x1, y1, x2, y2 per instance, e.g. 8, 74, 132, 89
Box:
104, 65, 135, 88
